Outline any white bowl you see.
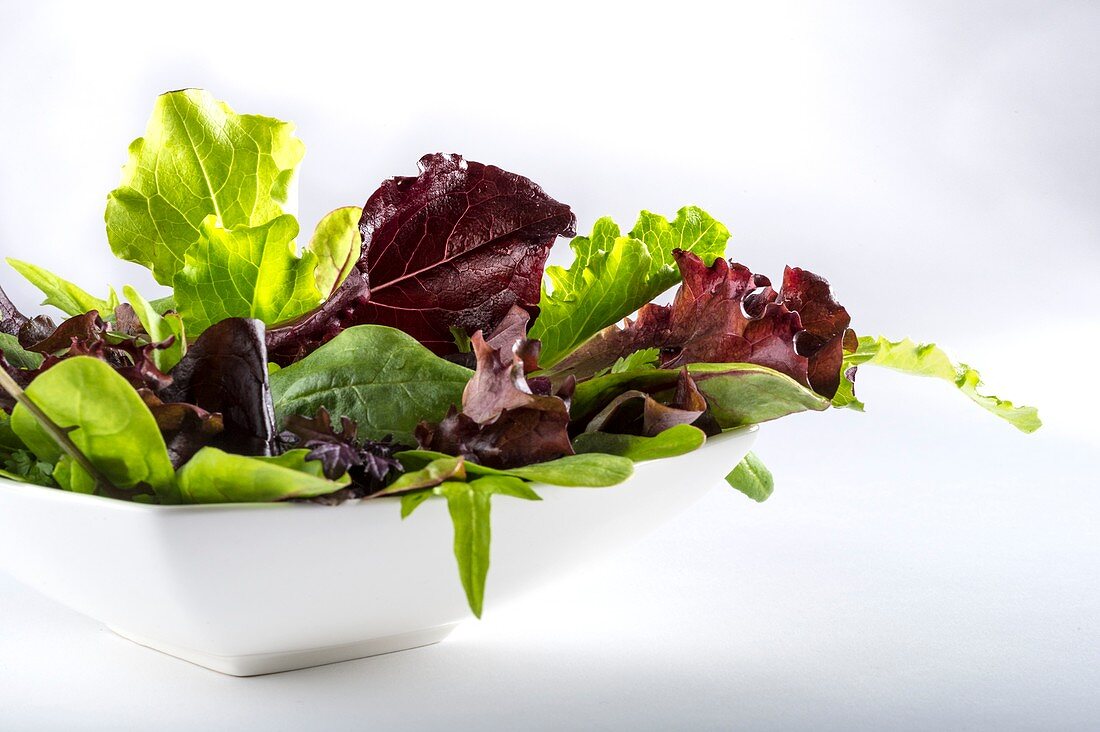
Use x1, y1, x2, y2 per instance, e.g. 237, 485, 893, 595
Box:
0, 427, 756, 675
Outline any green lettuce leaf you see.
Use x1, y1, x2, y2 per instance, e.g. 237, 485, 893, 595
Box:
403, 475, 541, 617
0, 448, 56, 487
176, 447, 348, 503
530, 207, 728, 367
847, 336, 1041, 433
6, 258, 118, 317
173, 215, 323, 334
396, 450, 634, 487
270, 325, 472, 444
105, 89, 305, 284
725, 451, 773, 502
307, 207, 363, 298
9, 356, 177, 502
610, 347, 659, 374
572, 424, 707, 462
123, 286, 185, 371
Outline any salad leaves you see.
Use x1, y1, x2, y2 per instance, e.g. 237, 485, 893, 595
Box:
9, 357, 177, 502
270, 325, 471, 444
105, 89, 304, 284
0, 89, 1042, 619
529, 207, 728, 367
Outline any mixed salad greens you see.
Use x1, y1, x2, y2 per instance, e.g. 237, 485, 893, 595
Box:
0, 90, 1040, 616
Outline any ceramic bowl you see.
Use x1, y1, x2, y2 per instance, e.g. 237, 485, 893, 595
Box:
0, 426, 756, 675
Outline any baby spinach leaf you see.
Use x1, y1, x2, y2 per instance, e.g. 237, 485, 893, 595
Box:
307, 207, 363, 298
6, 259, 118, 317
270, 325, 471, 444
844, 335, 1040, 432
725, 451, 773, 502
176, 447, 348, 503
123, 286, 185, 372
173, 215, 324, 335
9, 357, 177, 502
106, 89, 305, 284
0, 332, 43, 370
397, 449, 634, 487
572, 424, 707, 462
402, 475, 541, 617
530, 207, 728, 367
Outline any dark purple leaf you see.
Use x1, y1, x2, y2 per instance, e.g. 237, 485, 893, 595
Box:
267, 154, 575, 364
0, 284, 28, 336
138, 389, 225, 468
283, 407, 404, 487
160, 318, 277, 456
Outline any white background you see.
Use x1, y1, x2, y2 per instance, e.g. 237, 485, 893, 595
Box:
1, 1, 1097, 729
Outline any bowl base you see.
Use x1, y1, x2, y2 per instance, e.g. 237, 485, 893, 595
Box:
108, 623, 459, 676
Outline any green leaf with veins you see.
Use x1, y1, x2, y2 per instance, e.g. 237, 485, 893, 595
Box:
6, 258, 118, 317
846, 335, 1040, 433
105, 89, 305, 284
176, 448, 348, 503
572, 363, 830, 428
270, 325, 471, 444
572, 424, 706, 462
124, 286, 185, 371
307, 207, 363, 298
403, 475, 541, 617
725, 451, 773, 502
530, 207, 729, 367
396, 450, 634, 487
9, 357, 177, 502
0, 333, 44, 370
173, 214, 324, 334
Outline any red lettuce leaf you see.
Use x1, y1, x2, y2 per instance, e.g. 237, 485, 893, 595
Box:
267, 154, 575, 364
584, 368, 709, 437
550, 250, 851, 398
160, 318, 277, 456
415, 327, 573, 469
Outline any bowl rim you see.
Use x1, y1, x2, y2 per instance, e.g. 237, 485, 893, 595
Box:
0, 425, 757, 515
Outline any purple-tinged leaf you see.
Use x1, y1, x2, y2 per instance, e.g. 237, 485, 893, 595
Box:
160, 318, 277, 456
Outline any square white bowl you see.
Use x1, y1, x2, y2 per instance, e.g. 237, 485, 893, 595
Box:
0, 427, 756, 675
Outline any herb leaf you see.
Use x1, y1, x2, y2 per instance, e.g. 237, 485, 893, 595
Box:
530, 207, 728, 367
845, 335, 1041, 432
270, 325, 471, 444
725, 451, 774, 502
106, 89, 304, 284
